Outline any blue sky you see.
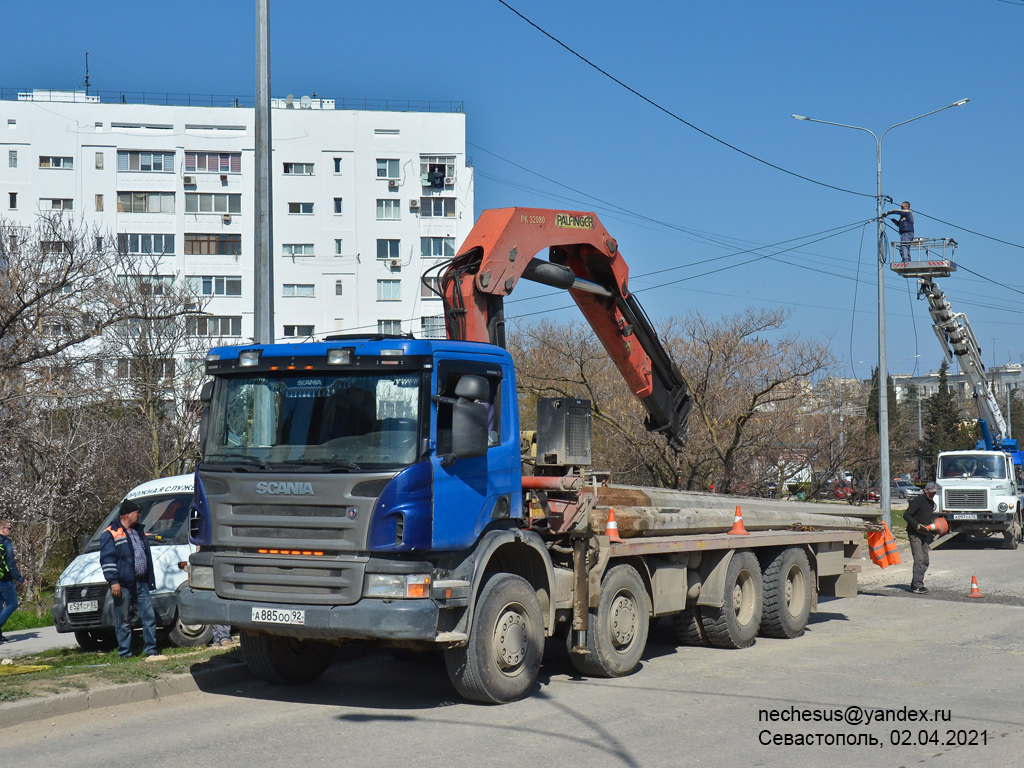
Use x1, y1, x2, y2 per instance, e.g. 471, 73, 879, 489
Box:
3, 1, 1022, 380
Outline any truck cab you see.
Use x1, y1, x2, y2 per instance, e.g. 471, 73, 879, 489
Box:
935, 450, 1023, 548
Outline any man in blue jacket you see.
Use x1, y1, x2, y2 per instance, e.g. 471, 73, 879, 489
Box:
886, 201, 915, 262
99, 500, 162, 658
0, 519, 26, 644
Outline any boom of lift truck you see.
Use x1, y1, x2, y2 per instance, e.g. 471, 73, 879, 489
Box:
891, 239, 1023, 549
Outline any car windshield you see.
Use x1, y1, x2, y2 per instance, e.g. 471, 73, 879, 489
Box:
204, 371, 424, 471
937, 454, 1006, 480
84, 493, 193, 552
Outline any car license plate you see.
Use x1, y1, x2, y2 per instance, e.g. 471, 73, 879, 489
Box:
951, 514, 977, 520
68, 600, 99, 613
251, 607, 305, 625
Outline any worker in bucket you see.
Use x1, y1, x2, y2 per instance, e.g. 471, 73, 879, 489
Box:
903, 482, 939, 594
886, 201, 915, 262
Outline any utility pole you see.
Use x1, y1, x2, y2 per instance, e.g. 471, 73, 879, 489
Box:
254, 0, 274, 344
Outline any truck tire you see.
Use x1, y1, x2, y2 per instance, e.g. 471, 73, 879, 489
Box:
700, 550, 762, 649
74, 629, 117, 651
760, 547, 811, 639
1004, 530, 1018, 550
570, 564, 650, 678
670, 607, 709, 646
240, 630, 336, 685
444, 573, 543, 704
168, 613, 214, 647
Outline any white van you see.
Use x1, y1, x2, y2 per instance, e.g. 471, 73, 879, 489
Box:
51, 474, 212, 650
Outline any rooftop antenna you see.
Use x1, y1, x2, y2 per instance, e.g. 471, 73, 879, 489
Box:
83, 52, 91, 95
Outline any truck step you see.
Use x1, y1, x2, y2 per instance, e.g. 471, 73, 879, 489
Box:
435, 631, 468, 643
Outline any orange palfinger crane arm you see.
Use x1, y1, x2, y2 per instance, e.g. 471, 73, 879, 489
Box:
440, 207, 691, 449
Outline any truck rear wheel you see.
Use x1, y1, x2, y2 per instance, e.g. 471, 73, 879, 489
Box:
701, 551, 762, 649
670, 607, 709, 646
444, 573, 543, 704
760, 547, 811, 639
570, 564, 650, 678
240, 630, 336, 685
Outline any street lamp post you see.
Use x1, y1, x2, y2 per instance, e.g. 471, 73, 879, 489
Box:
793, 99, 969, 526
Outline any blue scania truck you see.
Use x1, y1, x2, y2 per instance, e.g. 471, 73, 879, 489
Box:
180, 208, 863, 703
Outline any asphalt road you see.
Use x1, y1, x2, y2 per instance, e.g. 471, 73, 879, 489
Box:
4, 542, 1024, 768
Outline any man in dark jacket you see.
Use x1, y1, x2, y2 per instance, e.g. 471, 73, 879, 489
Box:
99, 500, 162, 658
886, 201, 915, 262
904, 482, 939, 594
0, 520, 26, 643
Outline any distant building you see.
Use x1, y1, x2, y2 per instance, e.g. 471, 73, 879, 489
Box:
891, 363, 1022, 403
0, 88, 474, 343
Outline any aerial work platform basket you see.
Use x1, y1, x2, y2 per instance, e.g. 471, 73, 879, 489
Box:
890, 237, 958, 279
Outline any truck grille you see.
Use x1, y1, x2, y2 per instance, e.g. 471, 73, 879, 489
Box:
220, 504, 361, 551
65, 583, 109, 627
213, 554, 366, 606
944, 489, 988, 510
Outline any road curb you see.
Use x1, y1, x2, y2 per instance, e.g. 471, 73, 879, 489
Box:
1, 660, 253, 729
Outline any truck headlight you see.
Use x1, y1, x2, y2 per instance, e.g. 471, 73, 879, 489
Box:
364, 573, 431, 599
998, 502, 1009, 513
189, 564, 215, 590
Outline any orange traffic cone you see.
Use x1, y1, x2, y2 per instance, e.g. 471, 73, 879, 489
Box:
604, 508, 623, 542
728, 505, 750, 536
967, 575, 985, 599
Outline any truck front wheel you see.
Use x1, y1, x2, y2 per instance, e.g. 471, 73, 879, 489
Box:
1004, 529, 1019, 550
760, 547, 811, 639
569, 564, 650, 678
240, 631, 336, 685
445, 573, 543, 704
701, 550, 763, 648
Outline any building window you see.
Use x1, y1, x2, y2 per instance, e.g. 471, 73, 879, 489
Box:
376, 239, 400, 260
9, 192, 16, 210
188, 275, 242, 296
186, 315, 242, 338
421, 237, 456, 258
333, 198, 343, 215
335, 280, 343, 296
184, 152, 241, 174
185, 193, 241, 214
420, 156, 455, 188
377, 280, 401, 301
185, 233, 241, 255
117, 151, 174, 173
283, 325, 315, 338
282, 244, 314, 257
40, 198, 74, 211
116, 358, 176, 381
378, 319, 402, 335
288, 202, 314, 214
376, 158, 400, 179
39, 156, 74, 169
420, 197, 455, 218
421, 316, 445, 339
8, 151, 15, 168
95, 152, 104, 170
117, 192, 174, 213
95, 194, 103, 212
41, 323, 69, 338
283, 162, 314, 175
333, 157, 342, 174
421, 276, 442, 299
118, 233, 176, 256
41, 240, 73, 255
376, 199, 400, 220
283, 284, 315, 297
118, 274, 175, 296
95, 236, 103, 251
334, 239, 343, 256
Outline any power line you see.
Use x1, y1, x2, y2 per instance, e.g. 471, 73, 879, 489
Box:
495, 0, 873, 199
913, 208, 1024, 250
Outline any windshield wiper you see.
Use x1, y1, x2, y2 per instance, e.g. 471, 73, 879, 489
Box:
286, 458, 363, 471
206, 453, 273, 470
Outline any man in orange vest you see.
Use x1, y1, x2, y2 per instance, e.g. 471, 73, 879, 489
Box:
904, 482, 939, 594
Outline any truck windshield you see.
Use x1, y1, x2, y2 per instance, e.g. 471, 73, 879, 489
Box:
204, 371, 423, 470
84, 493, 193, 552
937, 454, 1006, 479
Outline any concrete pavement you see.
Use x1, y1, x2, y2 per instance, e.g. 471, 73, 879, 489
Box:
0, 624, 79, 659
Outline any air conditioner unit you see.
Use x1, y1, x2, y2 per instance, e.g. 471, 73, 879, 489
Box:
222, 214, 231, 223
444, 177, 454, 186
388, 258, 401, 269
388, 178, 399, 188
409, 199, 420, 210
183, 175, 195, 185
220, 174, 228, 182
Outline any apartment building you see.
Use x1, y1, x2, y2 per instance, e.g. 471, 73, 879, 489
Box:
0, 89, 474, 343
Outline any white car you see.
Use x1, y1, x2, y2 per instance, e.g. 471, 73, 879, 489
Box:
891, 480, 923, 500
51, 475, 212, 650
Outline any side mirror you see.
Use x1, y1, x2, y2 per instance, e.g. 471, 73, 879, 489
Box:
198, 380, 214, 455
446, 399, 488, 464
